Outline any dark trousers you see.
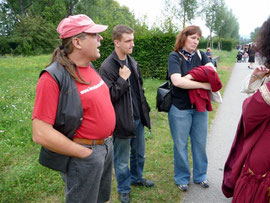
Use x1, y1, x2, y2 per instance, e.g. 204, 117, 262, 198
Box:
62, 138, 113, 203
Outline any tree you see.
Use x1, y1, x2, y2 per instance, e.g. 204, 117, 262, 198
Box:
64, 0, 79, 16
212, 3, 239, 49
75, 0, 145, 38
10, 15, 59, 55
0, 0, 33, 36
250, 27, 260, 41
0, 0, 67, 35
4, 0, 32, 16
164, 0, 198, 29
219, 9, 239, 39
0, 2, 16, 36
154, 16, 178, 34
201, 0, 223, 48
0, 0, 150, 55
30, 0, 67, 25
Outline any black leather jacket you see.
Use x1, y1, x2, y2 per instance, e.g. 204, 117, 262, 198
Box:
41, 62, 83, 137
99, 51, 151, 139
38, 62, 83, 172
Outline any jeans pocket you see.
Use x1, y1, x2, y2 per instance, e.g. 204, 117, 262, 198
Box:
82, 145, 94, 160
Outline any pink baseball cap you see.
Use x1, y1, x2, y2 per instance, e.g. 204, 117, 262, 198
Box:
57, 14, 108, 39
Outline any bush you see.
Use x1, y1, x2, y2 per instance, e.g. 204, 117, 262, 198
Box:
198, 39, 208, 49
94, 33, 235, 79
211, 38, 235, 51
0, 36, 11, 55
219, 39, 233, 51
93, 33, 176, 79
1, 25, 236, 79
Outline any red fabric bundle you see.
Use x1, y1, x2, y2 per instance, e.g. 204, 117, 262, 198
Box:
188, 66, 222, 112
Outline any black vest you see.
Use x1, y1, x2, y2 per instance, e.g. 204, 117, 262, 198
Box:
38, 62, 83, 173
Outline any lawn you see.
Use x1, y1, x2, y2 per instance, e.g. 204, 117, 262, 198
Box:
0, 49, 237, 203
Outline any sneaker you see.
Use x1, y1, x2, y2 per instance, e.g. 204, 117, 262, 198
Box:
119, 193, 130, 203
196, 180, 209, 188
177, 184, 188, 192
131, 178, 154, 187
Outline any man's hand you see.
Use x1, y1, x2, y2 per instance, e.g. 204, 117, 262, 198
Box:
119, 65, 131, 80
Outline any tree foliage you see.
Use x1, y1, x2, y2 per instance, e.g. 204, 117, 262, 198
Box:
218, 9, 239, 39
201, 0, 223, 48
0, 0, 240, 55
164, 0, 198, 29
250, 27, 260, 42
75, 0, 141, 38
10, 15, 59, 55
0, 0, 149, 55
205, 1, 239, 49
30, 0, 67, 25
0, 1, 17, 36
4, 0, 32, 16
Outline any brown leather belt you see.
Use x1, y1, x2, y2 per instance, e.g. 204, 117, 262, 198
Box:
73, 136, 111, 145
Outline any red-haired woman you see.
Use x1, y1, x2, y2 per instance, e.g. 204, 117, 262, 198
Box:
167, 25, 211, 192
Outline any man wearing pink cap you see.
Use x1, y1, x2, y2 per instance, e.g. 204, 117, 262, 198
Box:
32, 14, 116, 203
99, 25, 153, 203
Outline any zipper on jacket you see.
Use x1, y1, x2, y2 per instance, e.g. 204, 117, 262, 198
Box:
127, 78, 134, 123
126, 57, 134, 123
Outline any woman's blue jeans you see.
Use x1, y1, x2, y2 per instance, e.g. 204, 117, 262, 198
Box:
168, 104, 208, 185
113, 119, 145, 194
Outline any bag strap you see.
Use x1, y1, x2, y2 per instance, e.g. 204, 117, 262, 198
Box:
197, 49, 202, 61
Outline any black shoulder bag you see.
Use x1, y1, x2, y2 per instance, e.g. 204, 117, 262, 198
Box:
156, 80, 172, 112
156, 52, 185, 112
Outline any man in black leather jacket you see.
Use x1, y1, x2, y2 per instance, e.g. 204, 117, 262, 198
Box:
99, 25, 153, 203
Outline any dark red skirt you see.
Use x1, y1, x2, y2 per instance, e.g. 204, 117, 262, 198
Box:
233, 165, 270, 203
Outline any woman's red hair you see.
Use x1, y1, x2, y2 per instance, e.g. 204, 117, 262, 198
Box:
174, 25, 202, 52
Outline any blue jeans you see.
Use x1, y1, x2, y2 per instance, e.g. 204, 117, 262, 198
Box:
62, 138, 113, 203
168, 104, 208, 185
113, 119, 145, 194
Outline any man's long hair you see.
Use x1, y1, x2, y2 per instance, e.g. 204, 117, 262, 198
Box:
47, 33, 89, 84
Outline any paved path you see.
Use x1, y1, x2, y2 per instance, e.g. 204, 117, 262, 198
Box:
182, 61, 255, 203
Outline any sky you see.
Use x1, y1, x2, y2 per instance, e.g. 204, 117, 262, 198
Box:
116, 0, 270, 38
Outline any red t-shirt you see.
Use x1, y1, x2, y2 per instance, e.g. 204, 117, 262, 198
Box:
32, 65, 116, 140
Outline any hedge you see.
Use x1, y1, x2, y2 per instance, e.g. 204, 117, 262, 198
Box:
1, 32, 236, 79
92, 33, 174, 79
93, 34, 236, 79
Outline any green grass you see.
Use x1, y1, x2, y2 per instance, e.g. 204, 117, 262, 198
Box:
0, 49, 237, 203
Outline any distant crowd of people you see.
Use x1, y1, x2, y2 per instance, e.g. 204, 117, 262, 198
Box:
236, 43, 257, 69
31, 13, 270, 203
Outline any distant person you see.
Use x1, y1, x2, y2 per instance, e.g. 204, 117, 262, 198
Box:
32, 14, 116, 203
248, 43, 256, 69
242, 51, 248, 62
99, 25, 153, 203
206, 47, 217, 67
222, 16, 270, 203
206, 47, 213, 58
236, 51, 242, 63
167, 25, 212, 192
